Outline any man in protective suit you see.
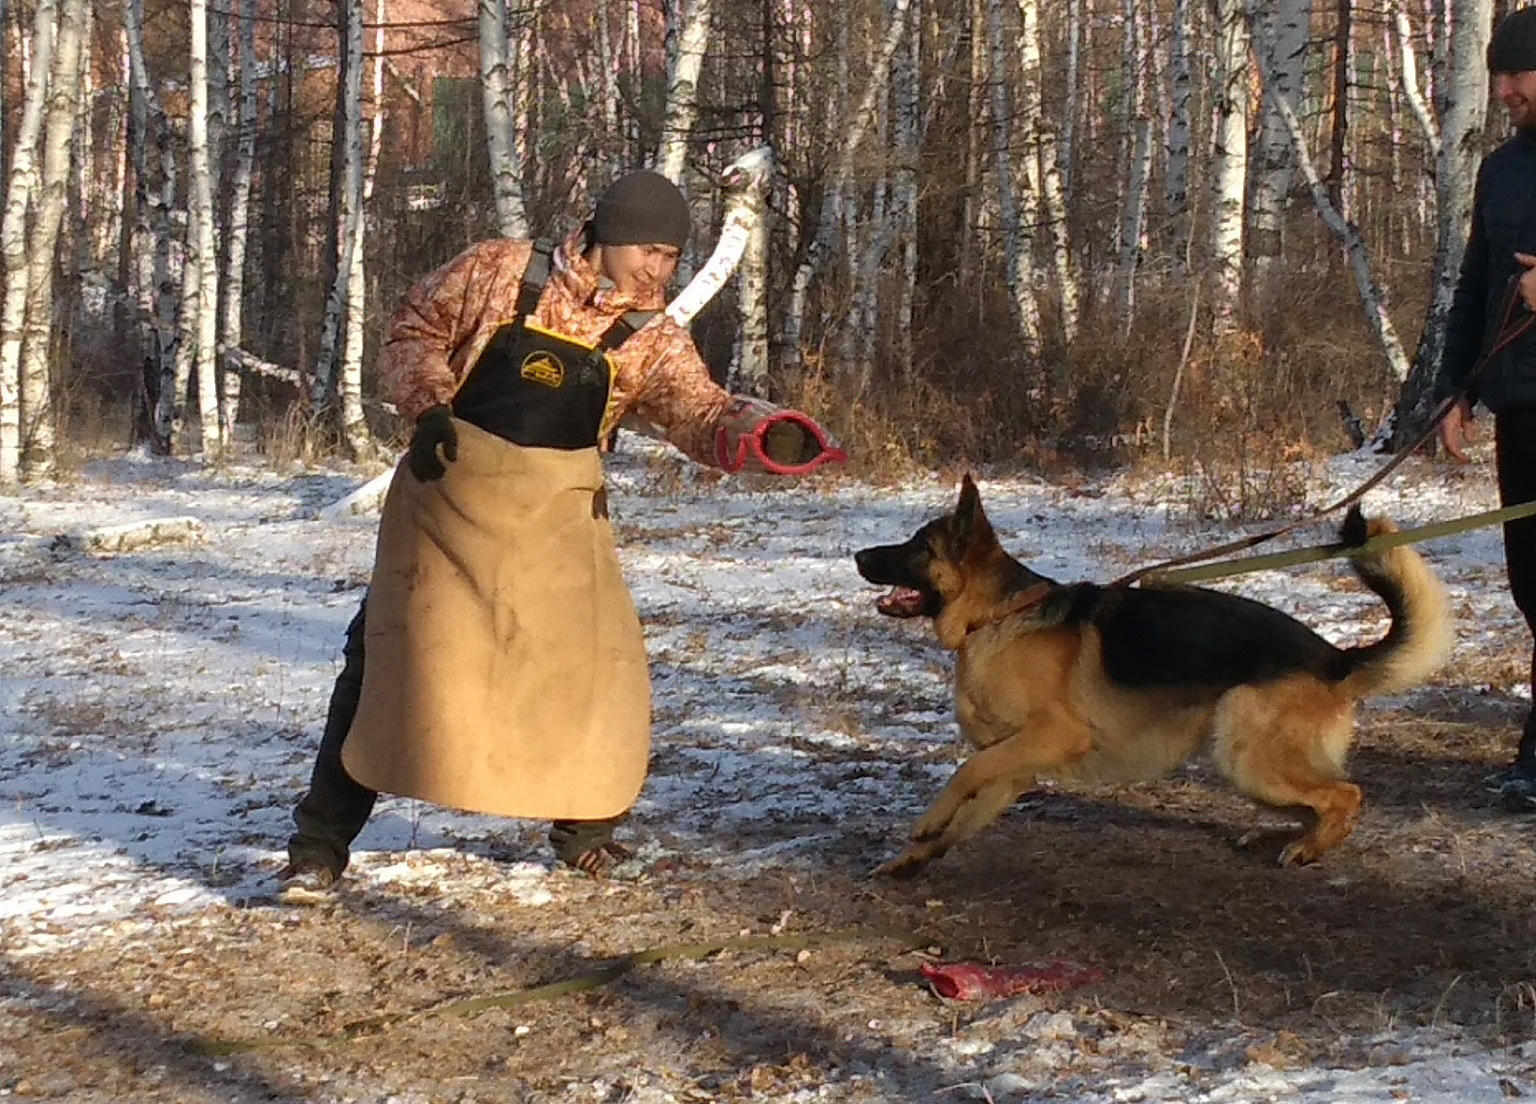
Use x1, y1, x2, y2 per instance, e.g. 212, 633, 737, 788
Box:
278, 171, 843, 900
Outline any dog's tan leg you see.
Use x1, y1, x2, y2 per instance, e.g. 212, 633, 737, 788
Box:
1213, 682, 1362, 865
877, 704, 1091, 876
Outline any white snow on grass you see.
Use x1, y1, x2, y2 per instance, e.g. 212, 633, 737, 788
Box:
2, 435, 1533, 1100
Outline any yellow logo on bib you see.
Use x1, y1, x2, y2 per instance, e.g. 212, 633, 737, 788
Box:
520, 351, 564, 388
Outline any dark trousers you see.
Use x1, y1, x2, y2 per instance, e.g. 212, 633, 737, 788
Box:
287, 600, 377, 874
286, 596, 628, 875
1496, 411, 1536, 764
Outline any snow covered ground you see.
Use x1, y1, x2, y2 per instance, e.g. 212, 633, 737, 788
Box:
2, 436, 1534, 1102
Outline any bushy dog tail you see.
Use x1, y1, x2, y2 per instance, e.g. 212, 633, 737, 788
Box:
1333, 506, 1452, 699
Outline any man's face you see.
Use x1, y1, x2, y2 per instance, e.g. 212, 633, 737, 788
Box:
1495, 70, 1536, 133
598, 243, 681, 297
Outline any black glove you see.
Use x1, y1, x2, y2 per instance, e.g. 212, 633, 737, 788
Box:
407, 404, 458, 481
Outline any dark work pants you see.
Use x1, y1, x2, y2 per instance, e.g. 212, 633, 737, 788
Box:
287, 600, 377, 874
1496, 411, 1536, 765
286, 596, 629, 875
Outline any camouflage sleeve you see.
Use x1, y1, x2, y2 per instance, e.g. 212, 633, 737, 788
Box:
378, 240, 531, 420
628, 321, 732, 466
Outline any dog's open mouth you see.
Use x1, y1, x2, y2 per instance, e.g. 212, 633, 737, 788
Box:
875, 586, 928, 618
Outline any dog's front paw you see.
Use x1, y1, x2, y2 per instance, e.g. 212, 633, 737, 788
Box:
909, 807, 955, 843
873, 842, 944, 878
1277, 838, 1319, 867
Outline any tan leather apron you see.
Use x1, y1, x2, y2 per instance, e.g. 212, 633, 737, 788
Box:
341, 418, 651, 820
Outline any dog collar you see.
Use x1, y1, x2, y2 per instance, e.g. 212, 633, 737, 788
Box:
966, 580, 1053, 637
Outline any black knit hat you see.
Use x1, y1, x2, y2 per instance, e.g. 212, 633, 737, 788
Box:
592, 171, 691, 250
1489, 6, 1536, 74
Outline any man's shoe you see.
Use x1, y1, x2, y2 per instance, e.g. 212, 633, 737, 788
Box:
276, 860, 340, 905
1484, 761, 1536, 793
1497, 774, 1536, 813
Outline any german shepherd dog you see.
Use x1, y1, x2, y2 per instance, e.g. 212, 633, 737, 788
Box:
855, 476, 1451, 877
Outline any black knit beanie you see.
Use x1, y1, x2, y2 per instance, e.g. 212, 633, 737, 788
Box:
592, 171, 691, 250
1489, 6, 1536, 74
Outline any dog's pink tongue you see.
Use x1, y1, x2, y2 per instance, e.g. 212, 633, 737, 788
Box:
875, 586, 925, 617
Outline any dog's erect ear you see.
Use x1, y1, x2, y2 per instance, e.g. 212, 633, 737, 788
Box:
953, 473, 991, 548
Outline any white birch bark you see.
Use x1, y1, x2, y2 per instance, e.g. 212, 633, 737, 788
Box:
1115, 118, 1152, 330
656, 0, 713, 182
1015, 0, 1072, 341
218, 0, 257, 439
1391, 0, 1440, 156
18, 0, 87, 478
1165, 0, 1193, 274
782, 0, 912, 367
187, 0, 220, 455
337, 0, 386, 450
0, 0, 6, 184
595, 0, 618, 161
1393, 0, 1491, 441
983, 0, 1041, 356
123, 0, 176, 450
310, 0, 363, 435
1039, 128, 1078, 342
1113, 0, 1142, 282
1062, 0, 1082, 194
1247, 0, 1308, 297
69, 15, 92, 278
892, 0, 921, 375
0, 0, 55, 483
1209, 0, 1249, 335
1267, 86, 1411, 383
480, 0, 529, 238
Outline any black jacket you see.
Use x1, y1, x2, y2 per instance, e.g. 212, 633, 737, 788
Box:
1438, 131, 1536, 413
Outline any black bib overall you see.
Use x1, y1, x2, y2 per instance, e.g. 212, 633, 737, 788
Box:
451, 241, 654, 449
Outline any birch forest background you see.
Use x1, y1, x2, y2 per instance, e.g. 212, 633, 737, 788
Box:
0, 0, 1523, 498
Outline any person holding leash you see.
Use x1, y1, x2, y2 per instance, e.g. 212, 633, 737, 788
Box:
1438, 6, 1536, 809
279, 170, 843, 899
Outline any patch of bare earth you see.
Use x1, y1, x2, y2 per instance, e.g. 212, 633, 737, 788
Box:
6, 683, 1536, 1101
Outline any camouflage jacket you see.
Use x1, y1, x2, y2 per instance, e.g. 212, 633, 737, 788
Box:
380, 228, 731, 464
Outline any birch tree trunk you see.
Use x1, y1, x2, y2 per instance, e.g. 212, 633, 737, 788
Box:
123, 0, 176, 451
1039, 128, 1078, 343
892, 0, 920, 376
1327, 0, 1353, 218
1113, 0, 1142, 290
734, 177, 770, 396
310, 0, 362, 443
1209, 0, 1249, 335
1247, 0, 1308, 302
656, 0, 712, 183
188, 0, 220, 455
1392, 0, 1491, 446
1267, 86, 1411, 387
1391, 0, 1440, 155
781, 0, 912, 368
480, 0, 529, 238
0, 0, 6, 188
337, 0, 386, 451
18, 0, 87, 478
595, 0, 619, 166
1165, 0, 1193, 274
983, 0, 1041, 357
1114, 119, 1152, 330
0, 0, 55, 483
218, 0, 258, 440
1062, 0, 1082, 195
